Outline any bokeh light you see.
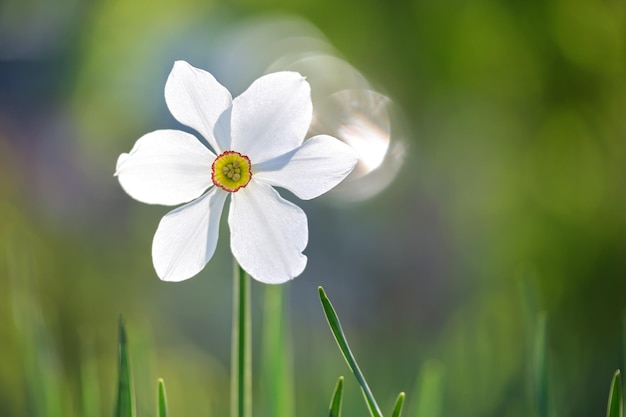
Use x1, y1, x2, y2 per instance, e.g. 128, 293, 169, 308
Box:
1, 0, 626, 416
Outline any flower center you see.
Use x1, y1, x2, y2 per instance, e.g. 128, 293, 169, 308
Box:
212, 151, 252, 192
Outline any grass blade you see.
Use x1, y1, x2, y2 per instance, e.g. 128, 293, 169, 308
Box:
390, 392, 405, 417
157, 378, 168, 417
622, 313, 626, 380
9, 248, 66, 417
607, 370, 623, 417
80, 334, 101, 417
329, 376, 345, 417
115, 316, 135, 417
261, 285, 294, 417
411, 360, 445, 417
532, 313, 548, 417
318, 286, 383, 417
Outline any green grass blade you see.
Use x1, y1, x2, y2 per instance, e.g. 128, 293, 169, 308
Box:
411, 360, 445, 417
261, 285, 294, 417
318, 287, 383, 417
9, 249, 66, 417
329, 376, 345, 417
622, 313, 626, 379
607, 370, 623, 417
390, 392, 405, 417
115, 316, 135, 417
157, 378, 168, 417
80, 334, 101, 417
532, 313, 548, 417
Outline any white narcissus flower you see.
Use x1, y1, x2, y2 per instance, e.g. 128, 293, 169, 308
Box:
115, 60, 358, 284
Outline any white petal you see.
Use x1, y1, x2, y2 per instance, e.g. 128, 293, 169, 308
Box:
165, 60, 232, 153
230, 72, 312, 163
229, 181, 308, 284
254, 135, 359, 200
152, 188, 228, 282
115, 130, 216, 206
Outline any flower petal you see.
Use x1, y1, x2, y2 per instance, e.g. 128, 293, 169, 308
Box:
165, 60, 232, 153
254, 135, 359, 200
115, 130, 216, 206
230, 72, 312, 163
229, 181, 308, 284
152, 188, 228, 282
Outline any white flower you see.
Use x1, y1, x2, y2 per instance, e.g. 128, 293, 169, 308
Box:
115, 61, 358, 284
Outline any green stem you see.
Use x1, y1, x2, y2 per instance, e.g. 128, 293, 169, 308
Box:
231, 260, 252, 417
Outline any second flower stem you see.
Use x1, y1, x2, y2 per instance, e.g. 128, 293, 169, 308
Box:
231, 261, 251, 417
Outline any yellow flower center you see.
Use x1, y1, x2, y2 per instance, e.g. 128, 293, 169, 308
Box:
212, 151, 252, 192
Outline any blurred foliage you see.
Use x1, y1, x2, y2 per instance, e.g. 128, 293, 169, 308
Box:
1, 0, 626, 416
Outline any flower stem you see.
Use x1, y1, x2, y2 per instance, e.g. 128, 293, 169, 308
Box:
231, 260, 252, 417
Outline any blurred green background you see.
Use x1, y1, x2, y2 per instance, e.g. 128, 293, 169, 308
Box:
1, 0, 626, 416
